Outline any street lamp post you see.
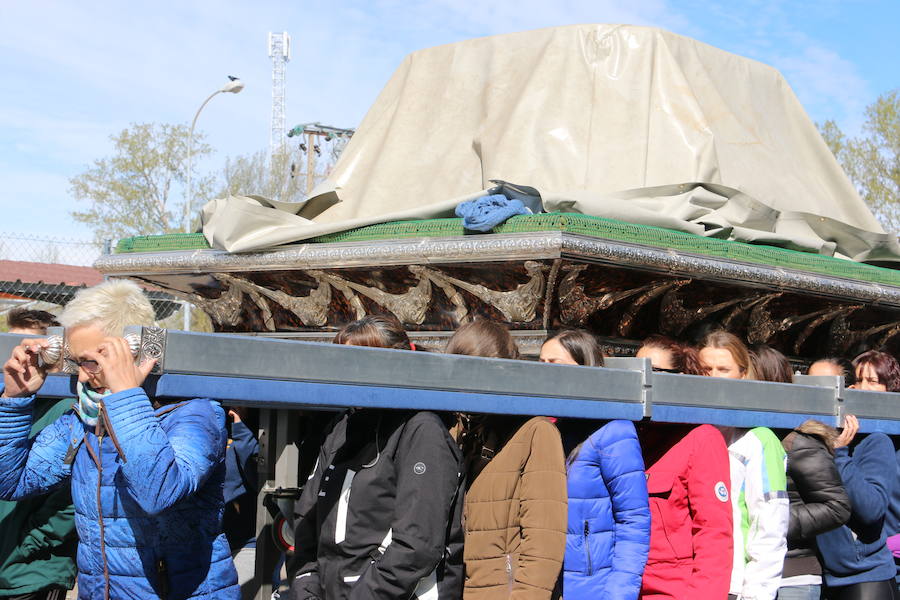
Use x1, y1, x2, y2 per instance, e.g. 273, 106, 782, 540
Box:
182, 77, 244, 331
184, 76, 244, 233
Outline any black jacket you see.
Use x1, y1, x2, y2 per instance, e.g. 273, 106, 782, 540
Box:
781, 428, 852, 578
289, 409, 464, 600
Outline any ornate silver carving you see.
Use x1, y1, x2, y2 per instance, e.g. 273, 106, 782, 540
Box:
719, 293, 778, 331
123, 325, 167, 374
659, 289, 752, 336
418, 261, 547, 323
828, 315, 900, 355
215, 274, 275, 331
124, 332, 141, 357
559, 264, 686, 327
409, 266, 469, 324
617, 279, 691, 336
139, 326, 166, 374
96, 232, 900, 308
94, 233, 563, 275
875, 322, 900, 348
219, 272, 333, 327
38, 334, 63, 367
541, 259, 562, 330
747, 297, 856, 345
60, 339, 78, 375
560, 236, 900, 307
165, 281, 245, 327
556, 265, 600, 325
792, 305, 862, 354
314, 270, 433, 325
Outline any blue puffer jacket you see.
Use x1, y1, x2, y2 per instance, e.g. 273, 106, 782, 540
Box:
0, 387, 239, 600
564, 420, 650, 600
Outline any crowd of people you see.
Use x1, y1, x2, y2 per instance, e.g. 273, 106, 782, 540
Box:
0, 280, 899, 600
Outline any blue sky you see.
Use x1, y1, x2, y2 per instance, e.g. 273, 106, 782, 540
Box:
1, 0, 898, 239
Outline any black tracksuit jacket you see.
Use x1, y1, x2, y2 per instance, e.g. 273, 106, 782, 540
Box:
290, 409, 464, 600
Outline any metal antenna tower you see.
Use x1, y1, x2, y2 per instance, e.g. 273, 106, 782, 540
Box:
268, 32, 291, 158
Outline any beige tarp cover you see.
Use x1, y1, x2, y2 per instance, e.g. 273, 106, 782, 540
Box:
202, 24, 900, 262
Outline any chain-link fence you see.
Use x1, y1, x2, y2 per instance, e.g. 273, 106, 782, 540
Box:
0, 232, 201, 331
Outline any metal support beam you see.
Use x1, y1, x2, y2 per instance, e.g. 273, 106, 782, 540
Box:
2, 330, 900, 432
253, 409, 279, 600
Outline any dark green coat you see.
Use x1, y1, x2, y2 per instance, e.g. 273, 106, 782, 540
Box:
0, 397, 76, 596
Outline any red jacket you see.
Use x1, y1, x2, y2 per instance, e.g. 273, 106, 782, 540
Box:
638, 424, 733, 600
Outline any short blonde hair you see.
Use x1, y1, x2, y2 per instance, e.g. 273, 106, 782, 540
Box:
59, 279, 155, 336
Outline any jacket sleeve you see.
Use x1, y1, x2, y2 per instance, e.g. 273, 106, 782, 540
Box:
102, 388, 226, 515
19, 487, 76, 558
513, 419, 567, 600
230, 419, 260, 490
739, 429, 789, 600
0, 394, 72, 500
351, 413, 462, 600
787, 439, 851, 541
596, 421, 650, 600
289, 445, 327, 600
834, 433, 895, 526
685, 425, 734, 599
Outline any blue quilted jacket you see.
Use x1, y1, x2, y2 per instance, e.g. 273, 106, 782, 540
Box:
563, 420, 650, 600
0, 387, 239, 600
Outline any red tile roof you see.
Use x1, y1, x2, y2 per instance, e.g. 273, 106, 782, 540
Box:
0, 260, 103, 287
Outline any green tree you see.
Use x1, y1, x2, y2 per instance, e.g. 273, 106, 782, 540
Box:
819, 90, 900, 231
69, 123, 215, 241
217, 150, 307, 203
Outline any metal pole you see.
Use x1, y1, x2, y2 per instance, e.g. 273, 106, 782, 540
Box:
306, 131, 316, 196
102, 239, 112, 281
254, 409, 278, 600
182, 302, 191, 331
185, 90, 221, 233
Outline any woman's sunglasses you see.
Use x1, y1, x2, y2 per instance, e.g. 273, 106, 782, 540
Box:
65, 358, 101, 374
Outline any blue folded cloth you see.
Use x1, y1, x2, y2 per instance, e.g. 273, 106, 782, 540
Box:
455, 194, 531, 232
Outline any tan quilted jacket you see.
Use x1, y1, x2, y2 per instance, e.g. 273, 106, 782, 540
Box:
463, 417, 567, 600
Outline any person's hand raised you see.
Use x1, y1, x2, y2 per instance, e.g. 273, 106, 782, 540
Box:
833, 414, 859, 449
2, 339, 50, 398
83, 337, 156, 395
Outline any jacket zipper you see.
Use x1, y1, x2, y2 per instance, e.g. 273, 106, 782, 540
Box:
157, 558, 169, 599
583, 520, 592, 575
506, 554, 513, 592
97, 432, 111, 600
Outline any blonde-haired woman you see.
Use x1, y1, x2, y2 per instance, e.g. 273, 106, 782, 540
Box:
699, 330, 789, 600
0, 280, 239, 599
697, 330, 756, 380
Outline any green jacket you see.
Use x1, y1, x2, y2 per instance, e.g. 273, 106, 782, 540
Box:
0, 397, 77, 595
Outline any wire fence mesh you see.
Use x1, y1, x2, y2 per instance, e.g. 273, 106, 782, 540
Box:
0, 232, 203, 332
